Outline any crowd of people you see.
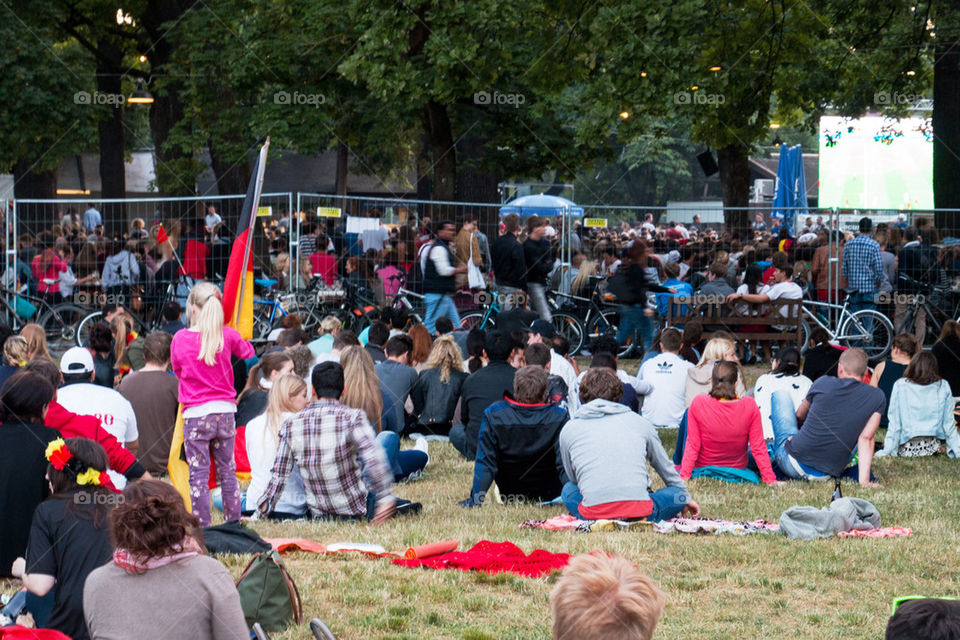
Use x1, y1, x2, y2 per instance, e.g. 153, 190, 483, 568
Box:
1, 206, 959, 639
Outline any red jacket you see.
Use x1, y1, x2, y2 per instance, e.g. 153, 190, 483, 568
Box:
44, 402, 145, 493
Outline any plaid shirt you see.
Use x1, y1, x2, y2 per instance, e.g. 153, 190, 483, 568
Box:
255, 399, 392, 518
842, 234, 883, 293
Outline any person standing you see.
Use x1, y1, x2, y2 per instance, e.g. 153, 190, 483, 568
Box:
896, 227, 944, 345
455, 220, 482, 290
422, 220, 466, 334
523, 216, 553, 321
615, 242, 673, 353
491, 213, 527, 310
170, 282, 255, 527
842, 216, 884, 315
83, 203, 102, 233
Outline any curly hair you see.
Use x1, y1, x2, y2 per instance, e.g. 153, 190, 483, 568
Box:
109, 480, 203, 559
579, 367, 623, 405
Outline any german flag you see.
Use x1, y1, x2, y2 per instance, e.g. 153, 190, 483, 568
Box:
223, 138, 270, 340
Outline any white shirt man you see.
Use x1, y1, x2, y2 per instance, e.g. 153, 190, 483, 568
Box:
83, 205, 102, 232
56, 347, 138, 489
638, 329, 692, 428
526, 321, 577, 407
728, 264, 803, 331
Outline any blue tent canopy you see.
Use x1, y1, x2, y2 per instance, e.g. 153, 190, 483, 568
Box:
499, 194, 584, 217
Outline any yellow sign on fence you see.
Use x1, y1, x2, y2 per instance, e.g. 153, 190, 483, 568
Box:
584, 218, 608, 228
317, 207, 342, 218
256, 206, 273, 217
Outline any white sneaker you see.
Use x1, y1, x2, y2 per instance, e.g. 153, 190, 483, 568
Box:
413, 437, 429, 467
407, 432, 425, 441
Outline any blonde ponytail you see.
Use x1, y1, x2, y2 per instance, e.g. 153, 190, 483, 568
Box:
187, 282, 225, 366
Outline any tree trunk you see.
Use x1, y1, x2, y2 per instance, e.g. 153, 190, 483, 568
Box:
335, 141, 349, 196
717, 144, 751, 236
143, 0, 196, 197
934, 38, 960, 232
423, 100, 456, 203
455, 129, 499, 236
208, 137, 251, 196
96, 51, 126, 236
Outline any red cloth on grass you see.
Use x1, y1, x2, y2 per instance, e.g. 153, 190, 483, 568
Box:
393, 540, 570, 577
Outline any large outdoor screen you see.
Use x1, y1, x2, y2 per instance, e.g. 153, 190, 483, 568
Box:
818, 115, 932, 210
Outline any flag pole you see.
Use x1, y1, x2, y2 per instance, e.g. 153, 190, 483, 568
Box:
235, 137, 270, 327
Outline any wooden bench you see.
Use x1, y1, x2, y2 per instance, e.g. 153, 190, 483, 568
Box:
665, 296, 803, 348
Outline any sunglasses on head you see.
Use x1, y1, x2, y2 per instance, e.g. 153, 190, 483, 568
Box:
891, 595, 960, 616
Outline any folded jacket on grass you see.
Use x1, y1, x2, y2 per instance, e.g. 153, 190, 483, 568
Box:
779, 497, 881, 540
393, 540, 570, 577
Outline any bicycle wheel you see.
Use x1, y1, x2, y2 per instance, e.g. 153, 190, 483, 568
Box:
459, 312, 493, 331
839, 309, 894, 361
74, 310, 103, 346
39, 303, 86, 352
552, 312, 584, 356
586, 310, 633, 358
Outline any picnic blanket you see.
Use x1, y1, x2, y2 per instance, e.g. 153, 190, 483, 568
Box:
837, 527, 912, 539
392, 540, 570, 577
264, 537, 460, 559
652, 517, 780, 536
519, 514, 653, 533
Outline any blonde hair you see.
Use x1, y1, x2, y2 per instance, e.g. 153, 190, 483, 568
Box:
262, 373, 307, 447
110, 314, 134, 365
550, 554, 665, 640
425, 335, 463, 383
339, 345, 383, 431
3, 336, 29, 366
187, 282, 224, 366
20, 324, 52, 362
571, 260, 596, 296
319, 315, 341, 336
697, 337, 736, 366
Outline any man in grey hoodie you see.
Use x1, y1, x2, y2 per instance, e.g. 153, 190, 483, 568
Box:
559, 368, 701, 521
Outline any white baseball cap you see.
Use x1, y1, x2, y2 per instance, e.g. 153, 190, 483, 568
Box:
60, 346, 94, 375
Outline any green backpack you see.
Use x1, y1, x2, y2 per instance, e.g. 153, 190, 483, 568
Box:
236, 550, 303, 632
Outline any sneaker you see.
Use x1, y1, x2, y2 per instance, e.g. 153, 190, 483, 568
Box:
395, 500, 423, 517
407, 432, 425, 441
413, 437, 429, 460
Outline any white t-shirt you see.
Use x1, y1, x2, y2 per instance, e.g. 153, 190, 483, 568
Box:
752, 372, 813, 440
762, 280, 803, 329
56, 382, 138, 489
548, 350, 577, 407
569, 368, 653, 414
638, 353, 692, 428
361, 226, 389, 252
246, 411, 307, 515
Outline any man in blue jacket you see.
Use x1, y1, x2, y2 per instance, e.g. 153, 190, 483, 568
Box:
461, 366, 569, 507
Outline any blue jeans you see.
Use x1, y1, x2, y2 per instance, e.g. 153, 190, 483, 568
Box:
847, 291, 876, 347
672, 410, 689, 465
561, 482, 688, 522
377, 431, 429, 481
1, 588, 55, 628
527, 282, 551, 321
617, 304, 654, 354
769, 390, 829, 480
424, 293, 461, 335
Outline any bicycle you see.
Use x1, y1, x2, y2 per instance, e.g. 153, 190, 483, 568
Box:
0, 287, 86, 352
74, 278, 184, 346
893, 274, 957, 348
801, 289, 894, 361
550, 277, 632, 357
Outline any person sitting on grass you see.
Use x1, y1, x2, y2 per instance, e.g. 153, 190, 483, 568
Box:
410, 335, 468, 438
523, 342, 568, 408
752, 347, 812, 441
558, 367, 700, 521
461, 366, 569, 507
885, 597, 960, 640
878, 351, 960, 458
678, 361, 779, 485
769, 348, 885, 487
12, 438, 114, 640
638, 328, 692, 429
550, 553, 665, 640
870, 333, 919, 431
255, 362, 398, 523
802, 327, 843, 382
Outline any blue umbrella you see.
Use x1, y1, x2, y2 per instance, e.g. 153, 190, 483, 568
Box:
499, 193, 584, 217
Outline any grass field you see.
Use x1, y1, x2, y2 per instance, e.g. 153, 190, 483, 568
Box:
226, 364, 960, 640
6, 364, 960, 639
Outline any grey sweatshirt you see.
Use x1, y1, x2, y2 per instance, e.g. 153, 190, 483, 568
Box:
559, 399, 686, 507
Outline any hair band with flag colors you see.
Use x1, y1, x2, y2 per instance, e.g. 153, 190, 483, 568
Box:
223, 138, 270, 341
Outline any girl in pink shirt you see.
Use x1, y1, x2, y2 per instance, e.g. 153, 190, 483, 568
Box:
170, 282, 255, 525
680, 360, 779, 485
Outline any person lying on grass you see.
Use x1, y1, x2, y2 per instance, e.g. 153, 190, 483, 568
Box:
768, 348, 884, 488
461, 365, 569, 507
558, 367, 700, 522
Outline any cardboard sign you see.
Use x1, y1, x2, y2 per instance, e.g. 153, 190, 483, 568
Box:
256, 206, 273, 217
584, 218, 608, 228
317, 207, 342, 218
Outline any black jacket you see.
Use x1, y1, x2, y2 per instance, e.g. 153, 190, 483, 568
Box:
523, 238, 553, 286
802, 344, 842, 382
933, 336, 960, 396
467, 395, 569, 505
411, 366, 468, 431
491, 233, 526, 289
460, 361, 517, 460
898, 242, 945, 293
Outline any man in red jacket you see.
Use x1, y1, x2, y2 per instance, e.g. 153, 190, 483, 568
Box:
24, 360, 150, 492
